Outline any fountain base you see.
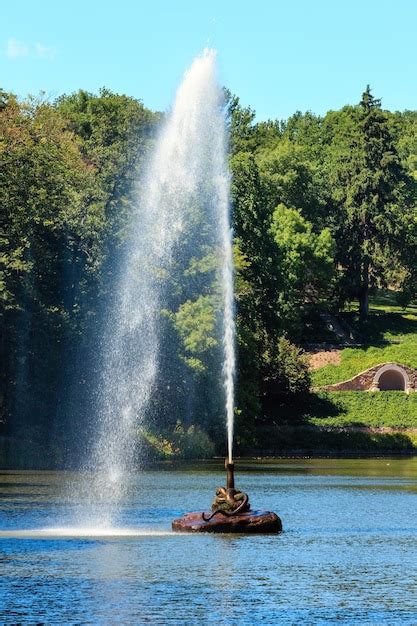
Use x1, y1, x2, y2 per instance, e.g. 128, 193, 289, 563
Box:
172, 509, 282, 533
172, 459, 282, 534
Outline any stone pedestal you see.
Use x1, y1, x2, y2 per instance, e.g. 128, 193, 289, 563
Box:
172, 510, 282, 534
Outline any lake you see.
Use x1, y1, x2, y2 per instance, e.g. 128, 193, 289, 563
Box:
1, 458, 417, 624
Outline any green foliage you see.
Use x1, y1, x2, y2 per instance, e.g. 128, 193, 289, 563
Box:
3, 80, 417, 462
56, 88, 159, 244
257, 140, 326, 225
173, 295, 219, 372
281, 110, 324, 158
224, 89, 260, 155
263, 336, 311, 396
140, 422, 215, 459
270, 203, 335, 309
1, 88, 158, 448
0, 95, 100, 314
324, 87, 414, 317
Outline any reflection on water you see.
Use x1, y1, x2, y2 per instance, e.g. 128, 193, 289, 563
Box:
1, 459, 417, 624
0, 528, 175, 538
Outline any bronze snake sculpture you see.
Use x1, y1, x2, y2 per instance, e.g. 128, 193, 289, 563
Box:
202, 487, 250, 521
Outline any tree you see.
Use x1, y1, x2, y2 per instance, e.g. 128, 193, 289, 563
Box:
0, 94, 100, 444
326, 87, 413, 317
224, 90, 258, 155
263, 336, 311, 397
1, 90, 159, 459
56, 89, 159, 248
270, 204, 335, 318
257, 139, 327, 227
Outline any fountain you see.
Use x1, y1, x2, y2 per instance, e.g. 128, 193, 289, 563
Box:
168, 51, 282, 534
172, 458, 282, 533
74, 48, 281, 534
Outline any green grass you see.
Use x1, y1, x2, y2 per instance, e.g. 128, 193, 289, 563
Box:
255, 291, 417, 454
249, 388, 417, 455
253, 424, 417, 454
308, 392, 417, 429
312, 291, 417, 387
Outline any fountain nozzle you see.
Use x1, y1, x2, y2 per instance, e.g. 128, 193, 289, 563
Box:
225, 458, 235, 491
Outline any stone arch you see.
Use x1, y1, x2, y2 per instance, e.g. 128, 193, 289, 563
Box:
372, 364, 410, 393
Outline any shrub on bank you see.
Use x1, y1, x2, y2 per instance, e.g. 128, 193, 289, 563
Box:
264, 336, 311, 395
140, 421, 215, 459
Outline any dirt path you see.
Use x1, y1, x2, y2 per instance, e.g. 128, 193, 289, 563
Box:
307, 348, 341, 370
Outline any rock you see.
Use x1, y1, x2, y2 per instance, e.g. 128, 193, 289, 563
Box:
172, 510, 282, 534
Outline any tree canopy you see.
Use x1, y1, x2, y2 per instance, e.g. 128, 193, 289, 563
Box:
2, 84, 416, 462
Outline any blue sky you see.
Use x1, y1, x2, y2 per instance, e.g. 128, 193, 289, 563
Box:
2, 0, 417, 120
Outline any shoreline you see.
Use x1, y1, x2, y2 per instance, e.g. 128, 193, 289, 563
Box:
1, 425, 417, 470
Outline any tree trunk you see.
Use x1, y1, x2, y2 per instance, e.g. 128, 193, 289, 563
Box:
359, 257, 370, 319
359, 287, 369, 319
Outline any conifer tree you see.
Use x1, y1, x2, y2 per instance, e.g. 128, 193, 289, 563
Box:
332, 86, 411, 317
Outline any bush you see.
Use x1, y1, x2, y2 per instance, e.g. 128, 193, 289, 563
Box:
140, 421, 215, 460
263, 336, 311, 396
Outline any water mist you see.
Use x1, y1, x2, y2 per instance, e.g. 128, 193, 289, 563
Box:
77, 49, 235, 527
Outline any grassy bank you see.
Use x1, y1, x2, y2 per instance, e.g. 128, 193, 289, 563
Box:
254, 290, 417, 456
243, 391, 417, 456
306, 391, 417, 429
251, 423, 417, 456
312, 293, 417, 386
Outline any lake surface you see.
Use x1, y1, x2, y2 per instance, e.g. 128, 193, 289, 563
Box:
1, 458, 417, 624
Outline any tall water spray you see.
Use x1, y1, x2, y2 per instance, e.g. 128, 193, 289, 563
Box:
81, 49, 235, 525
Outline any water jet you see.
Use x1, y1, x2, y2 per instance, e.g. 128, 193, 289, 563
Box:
166, 50, 281, 534
70, 48, 281, 535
